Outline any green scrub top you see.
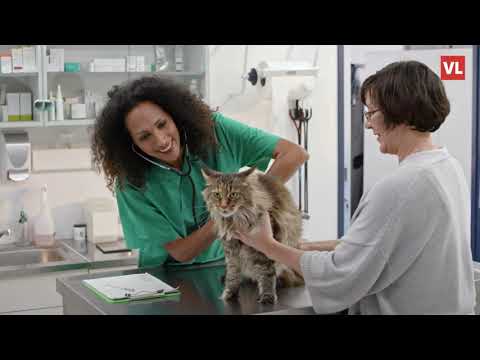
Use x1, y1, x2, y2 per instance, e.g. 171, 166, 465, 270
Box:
116, 112, 281, 268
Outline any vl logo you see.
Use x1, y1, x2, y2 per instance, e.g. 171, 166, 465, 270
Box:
440, 56, 465, 80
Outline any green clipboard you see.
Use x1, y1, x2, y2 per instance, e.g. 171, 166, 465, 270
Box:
82, 272, 181, 304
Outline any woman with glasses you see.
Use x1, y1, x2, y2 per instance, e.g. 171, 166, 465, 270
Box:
90, 76, 308, 269
235, 60, 476, 315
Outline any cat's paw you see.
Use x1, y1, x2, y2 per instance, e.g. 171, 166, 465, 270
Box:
257, 293, 277, 304
220, 288, 239, 302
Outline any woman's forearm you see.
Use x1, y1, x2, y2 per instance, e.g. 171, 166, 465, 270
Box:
267, 139, 309, 183
298, 240, 341, 252
164, 219, 217, 262
260, 240, 305, 275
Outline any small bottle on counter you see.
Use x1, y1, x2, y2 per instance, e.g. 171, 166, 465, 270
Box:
73, 224, 87, 252
15, 209, 30, 246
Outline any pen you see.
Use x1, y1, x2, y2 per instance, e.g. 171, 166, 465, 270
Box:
124, 289, 165, 299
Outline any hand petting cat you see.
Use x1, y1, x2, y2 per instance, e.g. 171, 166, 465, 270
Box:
234, 212, 276, 254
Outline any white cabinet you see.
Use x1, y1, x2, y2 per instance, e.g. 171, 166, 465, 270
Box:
0, 45, 208, 130
4, 306, 63, 315
0, 269, 87, 313
0, 264, 138, 314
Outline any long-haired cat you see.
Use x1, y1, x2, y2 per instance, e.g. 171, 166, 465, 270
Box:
201, 166, 304, 304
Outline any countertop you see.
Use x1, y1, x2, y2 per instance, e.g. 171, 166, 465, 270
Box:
56, 262, 323, 315
0, 238, 138, 279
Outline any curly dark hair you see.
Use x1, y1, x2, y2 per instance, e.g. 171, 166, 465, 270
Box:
91, 75, 218, 192
360, 60, 450, 132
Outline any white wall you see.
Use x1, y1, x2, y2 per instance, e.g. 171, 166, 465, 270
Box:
207, 45, 338, 241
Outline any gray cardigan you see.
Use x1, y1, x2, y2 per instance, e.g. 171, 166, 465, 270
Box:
301, 148, 476, 315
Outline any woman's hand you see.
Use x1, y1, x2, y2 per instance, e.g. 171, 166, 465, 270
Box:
234, 212, 276, 254
297, 240, 341, 252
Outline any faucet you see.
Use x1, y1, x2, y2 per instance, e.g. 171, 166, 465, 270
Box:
0, 228, 11, 239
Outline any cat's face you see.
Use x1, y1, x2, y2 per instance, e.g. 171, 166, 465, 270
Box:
202, 167, 256, 218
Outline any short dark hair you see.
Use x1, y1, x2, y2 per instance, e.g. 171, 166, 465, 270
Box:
360, 60, 450, 132
91, 75, 218, 192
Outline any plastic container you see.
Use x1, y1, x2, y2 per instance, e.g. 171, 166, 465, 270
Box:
33, 184, 56, 248
15, 210, 30, 246
175, 45, 184, 72
55, 84, 64, 120
189, 79, 200, 98
48, 91, 56, 121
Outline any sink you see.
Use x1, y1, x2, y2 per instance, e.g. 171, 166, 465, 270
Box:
0, 248, 66, 267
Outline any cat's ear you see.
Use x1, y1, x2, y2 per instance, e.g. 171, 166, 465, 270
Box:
201, 166, 221, 180
238, 166, 256, 178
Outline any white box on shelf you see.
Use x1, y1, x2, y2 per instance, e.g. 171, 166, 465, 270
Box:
49, 48, 64, 72
20, 93, 32, 121
93, 58, 126, 72
71, 103, 87, 119
136, 56, 145, 72
11, 48, 23, 73
126, 56, 137, 72
47, 55, 56, 72
0, 56, 12, 73
22, 47, 36, 72
1, 105, 7, 122
6, 93, 20, 121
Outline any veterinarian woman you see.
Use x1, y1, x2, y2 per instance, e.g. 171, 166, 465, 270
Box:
91, 76, 308, 269
235, 60, 476, 315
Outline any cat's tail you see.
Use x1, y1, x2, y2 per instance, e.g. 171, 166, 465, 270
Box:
276, 264, 305, 288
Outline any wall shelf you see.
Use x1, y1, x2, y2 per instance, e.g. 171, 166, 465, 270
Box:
0, 72, 39, 77
0, 45, 207, 131
45, 119, 95, 127
47, 71, 205, 77
0, 121, 43, 128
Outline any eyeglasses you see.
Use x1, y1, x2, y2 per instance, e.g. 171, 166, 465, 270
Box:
364, 108, 381, 121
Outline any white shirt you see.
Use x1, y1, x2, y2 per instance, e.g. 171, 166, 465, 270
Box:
300, 148, 476, 314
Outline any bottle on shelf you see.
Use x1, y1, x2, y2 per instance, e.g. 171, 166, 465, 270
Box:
189, 79, 200, 98
55, 84, 64, 120
175, 45, 184, 72
33, 184, 56, 248
155, 46, 169, 72
48, 91, 56, 121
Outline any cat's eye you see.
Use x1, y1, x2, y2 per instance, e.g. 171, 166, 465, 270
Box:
213, 192, 222, 200
229, 193, 240, 200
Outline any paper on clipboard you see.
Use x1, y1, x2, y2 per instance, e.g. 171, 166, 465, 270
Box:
83, 272, 180, 303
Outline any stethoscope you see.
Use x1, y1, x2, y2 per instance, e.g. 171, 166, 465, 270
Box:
131, 136, 201, 229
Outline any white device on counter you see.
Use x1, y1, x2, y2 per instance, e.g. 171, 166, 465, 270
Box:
83, 197, 120, 244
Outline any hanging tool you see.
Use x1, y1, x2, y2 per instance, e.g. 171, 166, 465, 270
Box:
302, 101, 312, 216
289, 99, 312, 219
